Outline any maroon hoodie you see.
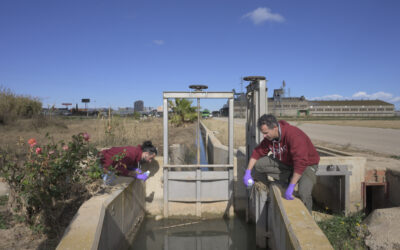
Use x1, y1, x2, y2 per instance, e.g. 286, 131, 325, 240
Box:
251, 120, 319, 175
100, 145, 142, 176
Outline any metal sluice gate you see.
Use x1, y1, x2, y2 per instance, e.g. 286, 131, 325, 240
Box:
162, 87, 234, 218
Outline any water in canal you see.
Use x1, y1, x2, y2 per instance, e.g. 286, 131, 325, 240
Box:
130, 216, 262, 250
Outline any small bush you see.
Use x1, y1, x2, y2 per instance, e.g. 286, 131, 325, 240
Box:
0, 132, 101, 234
390, 155, 400, 160
317, 212, 368, 249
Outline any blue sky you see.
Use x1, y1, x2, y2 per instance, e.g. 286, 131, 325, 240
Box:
1, 0, 399, 111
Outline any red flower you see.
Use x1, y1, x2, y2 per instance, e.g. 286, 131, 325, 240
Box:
63, 145, 69, 151
28, 138, 37, 147
83, 132, 90, 141
36, 147, 42, 154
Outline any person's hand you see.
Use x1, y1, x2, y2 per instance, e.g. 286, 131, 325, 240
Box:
243, 169, 254, 187
136, 173, 149, 181
285, 183, 296, 200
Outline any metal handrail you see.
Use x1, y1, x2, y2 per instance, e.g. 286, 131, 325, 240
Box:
163, 164, 233, 168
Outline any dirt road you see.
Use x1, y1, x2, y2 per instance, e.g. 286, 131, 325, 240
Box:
215, 118, 400, 156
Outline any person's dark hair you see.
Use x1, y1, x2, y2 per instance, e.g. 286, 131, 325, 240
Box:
257, 114, 279, 129
142, 141, 158, 155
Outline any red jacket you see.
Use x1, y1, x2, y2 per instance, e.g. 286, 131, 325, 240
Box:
251, 120, 319, 175
100, 146, 142, 176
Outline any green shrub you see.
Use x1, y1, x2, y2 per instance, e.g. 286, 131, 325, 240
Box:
168, 98, 197, 126
133, 111, 141, 120
317, 212, 368, 249
0, 132, 101, 233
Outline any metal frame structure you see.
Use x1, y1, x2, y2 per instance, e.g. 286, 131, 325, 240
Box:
163, 91, 234, 218
316, 164, 352, 215
244, 76, 268, 163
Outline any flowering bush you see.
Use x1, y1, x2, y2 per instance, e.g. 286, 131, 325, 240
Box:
0, 132, 102, 233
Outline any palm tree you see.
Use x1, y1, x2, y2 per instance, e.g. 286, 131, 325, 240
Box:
168, 98, 197, 126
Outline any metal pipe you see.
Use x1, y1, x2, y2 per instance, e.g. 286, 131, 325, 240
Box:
197, 98, 200, 165
163, 98, 168, 165
228, 98, 234, 165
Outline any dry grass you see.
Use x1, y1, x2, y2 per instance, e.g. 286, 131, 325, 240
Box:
202, 119, 245, 148
0, 116, 197, 155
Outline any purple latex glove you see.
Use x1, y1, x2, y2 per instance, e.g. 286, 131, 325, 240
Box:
136, 172, 149, 181
285, 183, 296, 200
243, 169, 254, 187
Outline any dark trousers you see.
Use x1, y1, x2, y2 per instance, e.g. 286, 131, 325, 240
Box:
253, 156, 318, 212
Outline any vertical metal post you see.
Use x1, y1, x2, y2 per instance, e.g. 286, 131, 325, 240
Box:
228, 98, 234, 165
197, 98, 200, 165
228, 98, 234, 218
164, 233, 169, 250
196, 235, 202, 250
258, 79, 267, 144
228, 167, 233, 217
345, 174, 350, 216
163, 98, 168, 165
254, 89, 260, 144
196, 168, 201, 217
163, 98, 169, 218
163, 168, 169, 218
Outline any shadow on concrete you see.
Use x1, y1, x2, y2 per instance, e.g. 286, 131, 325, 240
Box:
145, 158, 160, 177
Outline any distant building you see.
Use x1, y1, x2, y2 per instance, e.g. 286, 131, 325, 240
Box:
234, 93, 247, 118
114, 107, 135, 116
220, 85, 396, 117
268, 96, 309, 117
212, 111, 221, 117
134, 100, 144, 112
309, 100, 395, 117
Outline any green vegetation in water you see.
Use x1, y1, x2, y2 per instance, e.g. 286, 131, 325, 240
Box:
317, 212, 368, 250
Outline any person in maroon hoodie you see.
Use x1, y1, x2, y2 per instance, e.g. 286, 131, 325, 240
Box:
100, 141, 157, 180
243, 114, 319, 212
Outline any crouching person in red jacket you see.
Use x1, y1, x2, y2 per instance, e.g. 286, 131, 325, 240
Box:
243, 114, 320, 213
100, 141, 157, 181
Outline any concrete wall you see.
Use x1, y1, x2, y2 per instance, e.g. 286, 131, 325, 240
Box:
315, 155, 366, 213
386, 169, 400, 206
144, 157, 164, 216
248, 183, 333, 249
200, 121, 248, 213
57, 177, 146, 250
268, 184, 333, 250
